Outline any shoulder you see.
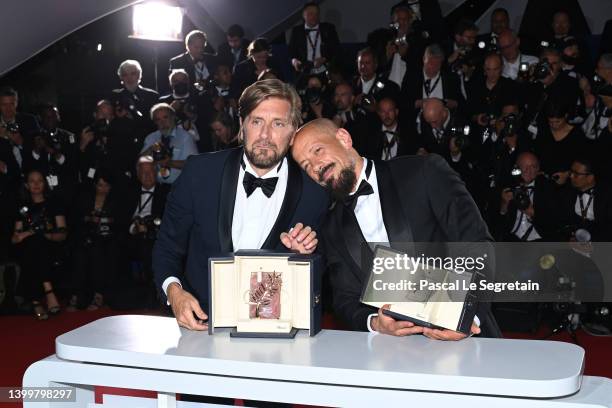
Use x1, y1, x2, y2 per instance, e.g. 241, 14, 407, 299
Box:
144, 130, 161, 144
185, 147, 239, 170
170, 53, 188, 64
138, 86, 159, 97
523, 54, 539, 63
386, 153, 449, 177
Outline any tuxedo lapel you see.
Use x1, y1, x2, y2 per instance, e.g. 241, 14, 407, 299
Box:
261, 158, 303, 249
217, 148, 242, 252
374, 161, 415, 251
339, 204, 371, 273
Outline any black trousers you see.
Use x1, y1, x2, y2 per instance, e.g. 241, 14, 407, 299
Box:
16, 234, 54, 302
72, 237, 118, 304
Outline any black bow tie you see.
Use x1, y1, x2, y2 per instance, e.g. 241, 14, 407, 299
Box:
581, 188, 594, 196
243, 172, 279, 198
343, 160, 374, 210
383, 129, 397, 136
141, 190, 153, 195
305, 28, 319, 34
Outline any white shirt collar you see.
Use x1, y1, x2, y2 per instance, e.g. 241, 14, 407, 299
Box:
304, 23, 320, 30
423, 69, 440, 81
141, 185, 156, 193
242, 153, 286, 179
350, 157, 370, 195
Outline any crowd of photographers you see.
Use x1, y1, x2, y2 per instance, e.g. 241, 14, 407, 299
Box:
1, 1, 611, 320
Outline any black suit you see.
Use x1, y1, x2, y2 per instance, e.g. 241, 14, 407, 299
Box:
288, 23, 340, 68
558, 184, 612, 242
229, 58, 284, 100
400, 69, 464, 123
495, 176, 558, 241
217, 39, 249, 70
152, 147, 329, 310
358, 123, 418, 160
168, 52, 218, 83
320, 155, 500, 336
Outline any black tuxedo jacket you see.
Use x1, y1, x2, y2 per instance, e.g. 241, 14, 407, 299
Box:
402, 69, 463, 109
352, 75, 401, 105
152, 147, 330, 310
217, 39, 250, 69
288, 23, 340, 65
558, 184, 612, 242
320, 154, 500, 337
169, 52, 218, 82
125, 183, 170, 224
496, 176, 558, 241
229, 58, 284, 100
359, 123, 418, 160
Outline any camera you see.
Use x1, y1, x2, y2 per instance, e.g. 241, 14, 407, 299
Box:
509, 167, 532, 211
114, 94, 143, 118
304, 87, 322, 105
478, 37, 498, 53
451, 45, 483, 73
151, 141, 172, 162
499, 113, 521, 139
90, 119, 110, 139
2, 122, 20, 133
132, 215, 162, 240
531, 59, 552, 82
449, 125, 471, 150
389, 19, 430, 47
85, 209, 113, 245
360, 81, 386, 109
18, 206, 49, 235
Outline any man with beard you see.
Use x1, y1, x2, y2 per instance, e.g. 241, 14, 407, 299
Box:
153, 79, 328, 331
291, 118, 501, 339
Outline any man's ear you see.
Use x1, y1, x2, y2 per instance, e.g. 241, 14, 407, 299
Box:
336, 127, 353, 149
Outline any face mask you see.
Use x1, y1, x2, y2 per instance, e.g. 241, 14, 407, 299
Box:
173, 82, 190, 98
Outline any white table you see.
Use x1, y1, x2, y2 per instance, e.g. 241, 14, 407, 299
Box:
23, 315, 612, 407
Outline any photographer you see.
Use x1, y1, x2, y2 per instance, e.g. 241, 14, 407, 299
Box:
288, 2, 340, 77
11, 170, 66, 319
401, 44, 462, 124
300, 74, 335, 123
159, 69, 216, 152
38, 104, 78, 204
582, 53, 612, 140
361, 97, 416, 160
79, 99, 141, 192
0, 115, 32, 194
124, 157, 169, 301
447, 19, 481, 97
211, 64, 236, 119
388, 4, 427, 69
210, 112, 240, 152
331, 82, 375, 154
352, 47, 400, 114
110, 60, 159, 133
0, 86, 41, 147
477, 8, 510, 52
497, 152, 556, 241
558, 158, 612, 242
534, 101, 588, 185
230, 38, 284, 100
169, 30, 217, 86
70, 171, 122, 310
417, 98, 478, 195
217, 24, 249, 71
140, 103, 198, 184
498, 30, 538, 81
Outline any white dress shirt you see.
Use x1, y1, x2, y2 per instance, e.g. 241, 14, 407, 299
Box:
232, 155, 288, 251
304, 23, 321, 62
162, 155, 288, 299
353, 157, 390, 249
422, 71, 443, 99
361, 76, 376, 95
502, 53, 538, 80
510, 181, 542, 241
381, 123, 399, 160
575, 190, 595, 221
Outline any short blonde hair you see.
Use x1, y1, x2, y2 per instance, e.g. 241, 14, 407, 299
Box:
238, 79, 302, 129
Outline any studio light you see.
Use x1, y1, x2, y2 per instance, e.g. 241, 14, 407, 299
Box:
131, 2, 183, 42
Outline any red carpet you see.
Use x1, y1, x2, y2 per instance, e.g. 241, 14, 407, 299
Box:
1, 311, 611, 407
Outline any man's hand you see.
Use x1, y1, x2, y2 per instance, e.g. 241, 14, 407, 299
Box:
371, 305, 424, 336
422, 322, 480, 341
314, 57, 326, 68
0, 160, 7, 174
280, 222, 318, 254
552, 171, 569, 185
80, 127, 95, 151
167, 283, 208, 330
292, 58, 303, 72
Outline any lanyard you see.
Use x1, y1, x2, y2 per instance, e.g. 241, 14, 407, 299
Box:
579, 192, 594, 220
306, 29, 320, 61
138, 192, 154, 214
424, 75, 441, 97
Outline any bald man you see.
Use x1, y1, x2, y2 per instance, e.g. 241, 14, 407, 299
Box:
497, 152, 556, 241
291, 118, 501, 339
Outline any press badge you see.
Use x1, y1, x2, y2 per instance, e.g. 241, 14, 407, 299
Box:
47, 175, 59, 188
88, 168, 96, 179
